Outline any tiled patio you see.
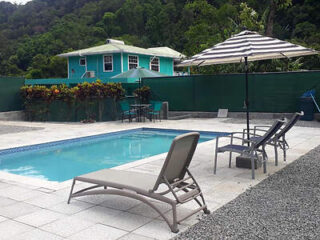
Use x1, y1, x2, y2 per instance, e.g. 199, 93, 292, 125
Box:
0, 118, 319, 240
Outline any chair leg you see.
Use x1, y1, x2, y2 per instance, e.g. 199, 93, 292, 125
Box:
171, 203, 179, 233
263, 157, 267, 174
67, 179, 76, 204
251, 157, 255, 179
229, 152, 232, 168
274, 142, 278, 166
262, 146, 267, 174
283, 141, 287, 162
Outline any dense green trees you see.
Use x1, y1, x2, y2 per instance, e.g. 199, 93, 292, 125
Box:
0, 0, 319, 78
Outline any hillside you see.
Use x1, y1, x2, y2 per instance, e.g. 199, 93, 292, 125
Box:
0, 0, 319, 78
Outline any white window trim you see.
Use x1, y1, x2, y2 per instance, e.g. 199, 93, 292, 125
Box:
121, 52, 123, 73
67, 57, 70, 78
150, 56, 160, 72
79, 57, 86, 66
128, 55, 139, 70
103, 54, 113, 72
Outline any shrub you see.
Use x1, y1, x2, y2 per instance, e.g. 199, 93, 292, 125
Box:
134, 85, 151, 103
20, 81, 126, 122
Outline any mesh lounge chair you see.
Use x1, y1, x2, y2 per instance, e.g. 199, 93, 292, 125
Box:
68, 132, 210, 233
214, 119, 285, 179
119, 101, 136, 122
243, 112, 303, 165
148, 101, 162, 122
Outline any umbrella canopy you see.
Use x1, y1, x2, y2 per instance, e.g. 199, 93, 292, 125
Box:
179, 30, 317, 67
111, 67, 167, 80
178, 30, 318, 138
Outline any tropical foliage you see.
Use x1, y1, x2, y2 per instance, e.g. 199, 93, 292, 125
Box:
134, 85, 151, 103
20, 81, 125, 121
1, 0, 319, 77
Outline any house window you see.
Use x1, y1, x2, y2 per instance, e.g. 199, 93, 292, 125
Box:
103, 55, 113, 72
128, 55, 138, 69
150, 57, 159, 72
79, 57, 86, 66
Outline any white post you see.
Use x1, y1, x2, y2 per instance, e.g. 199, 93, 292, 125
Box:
121, 52, 123, 73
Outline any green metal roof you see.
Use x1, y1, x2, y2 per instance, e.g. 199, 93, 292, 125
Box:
58, 41, 185, 59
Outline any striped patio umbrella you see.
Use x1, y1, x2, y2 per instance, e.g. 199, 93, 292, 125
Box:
179, 30, 318, 138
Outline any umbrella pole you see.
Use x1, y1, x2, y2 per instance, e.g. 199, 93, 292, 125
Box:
139, 77, 141, 104
139, 77, 141, 121
245, 57, 250, 140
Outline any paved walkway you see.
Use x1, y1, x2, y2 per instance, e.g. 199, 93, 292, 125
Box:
0, 118, 319, 239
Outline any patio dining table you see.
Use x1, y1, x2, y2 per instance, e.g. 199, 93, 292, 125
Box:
130, 104, 151, 122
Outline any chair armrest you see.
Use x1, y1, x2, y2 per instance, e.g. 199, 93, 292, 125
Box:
244, 128, 268, 134
254, 125, 271, 129
232, 132, 259, 137
243, 128, 269, 139
215, 132, 256, 147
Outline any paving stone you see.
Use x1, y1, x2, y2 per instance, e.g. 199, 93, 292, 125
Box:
0, 202, 41, 218
128, 201, 171, 218
68, 224, 127, 240
118, 233, 156, 240
77, 195, 109, 205
40, 216, 95, 238
0, 182, 10, 189
25, 193, 66, 208
0, 196, 18, 208
0, 220, 34, 240
15, 209, 65, 227
133, 219, 186, 240
11, 229, 63, 240
103, 211, 152, 231
50, 200, 94, 215
72, 206, 122, 224
0, 185, 32, 200
0, 216, 7, 223
99, 195, 140, 211
8, 189, 48, 201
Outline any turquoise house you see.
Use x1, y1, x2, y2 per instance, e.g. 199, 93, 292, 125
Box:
58, 39, 185, 83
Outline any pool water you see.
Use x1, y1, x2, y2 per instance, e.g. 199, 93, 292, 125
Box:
0, 128, 226, 182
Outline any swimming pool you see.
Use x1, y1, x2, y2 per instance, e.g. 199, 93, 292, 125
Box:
0, 128, 227, 182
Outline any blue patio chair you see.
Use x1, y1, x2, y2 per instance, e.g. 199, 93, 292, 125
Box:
214, 119, 285, 179
119, 101, 136, 122
148, 101, 162, 122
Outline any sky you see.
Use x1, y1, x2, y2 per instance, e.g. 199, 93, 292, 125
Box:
1, 0, 32, 4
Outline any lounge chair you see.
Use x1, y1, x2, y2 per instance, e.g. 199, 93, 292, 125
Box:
148, 101, 162, 122
243, 112, 303, 165
68, 132, 210, 233
119, 101, 136, 122
214, 119, 285, 179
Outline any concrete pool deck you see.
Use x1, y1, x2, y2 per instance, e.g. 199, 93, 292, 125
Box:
0, 118, 319, 239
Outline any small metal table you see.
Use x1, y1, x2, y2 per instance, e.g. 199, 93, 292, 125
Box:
130, 104, 151, 122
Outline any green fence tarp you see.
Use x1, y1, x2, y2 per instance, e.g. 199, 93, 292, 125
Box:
0, 77, 25, 112
4, 71, 320, 115
143, 71, 320, 113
